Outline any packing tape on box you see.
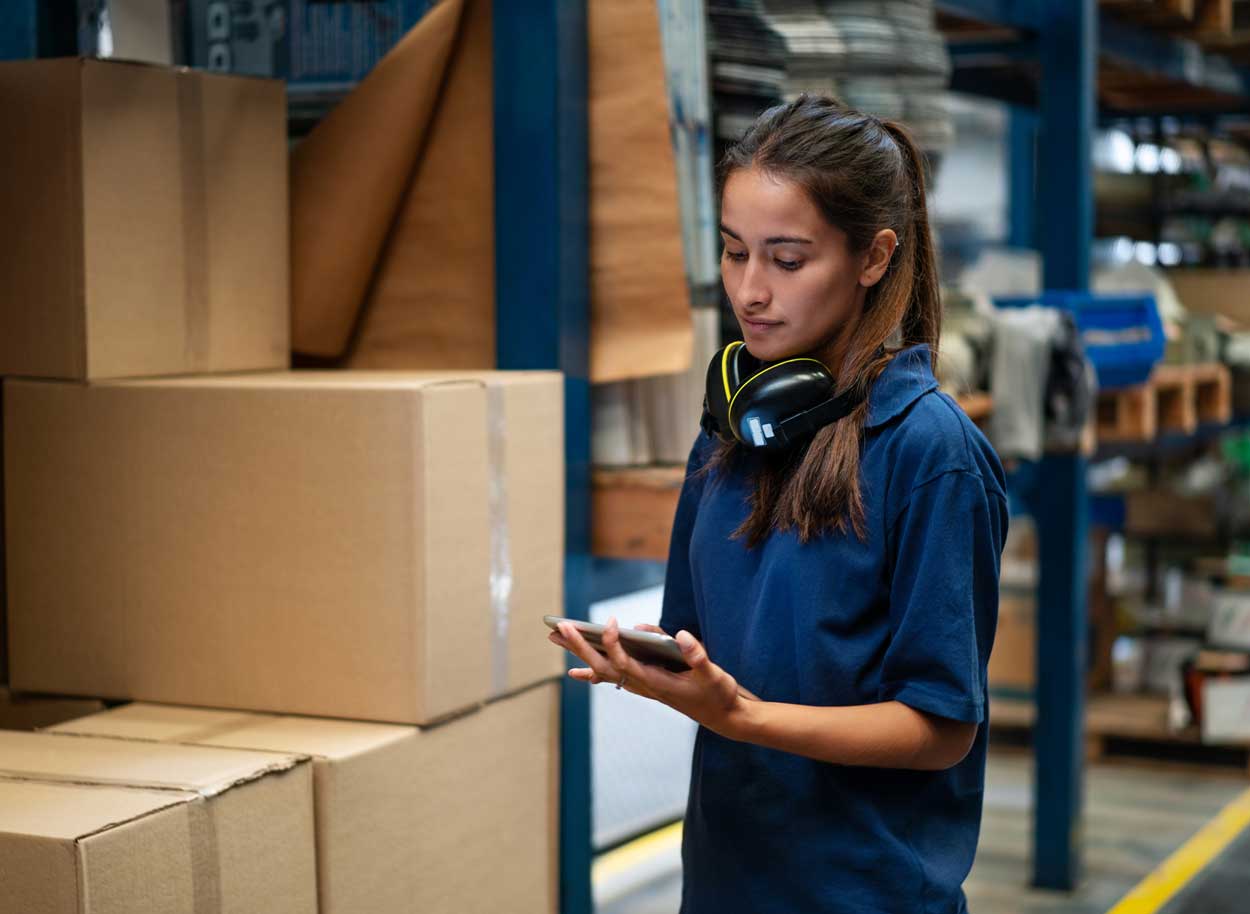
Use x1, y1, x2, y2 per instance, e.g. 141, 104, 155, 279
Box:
177, 72, 211, 370
187, 797, 223, 914
487, 384, 513, 695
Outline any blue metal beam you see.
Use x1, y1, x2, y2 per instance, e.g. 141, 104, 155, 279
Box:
1007, 106, 1037, 249
0, 0, 76, 60
493, 3, 592, 914
1031, 0, 1095, 892
934, 0, 1041, 31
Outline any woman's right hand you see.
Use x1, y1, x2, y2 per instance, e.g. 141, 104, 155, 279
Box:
633, 623, 761, 702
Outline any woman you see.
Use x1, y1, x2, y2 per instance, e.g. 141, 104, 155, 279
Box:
551, 95, 1007, 913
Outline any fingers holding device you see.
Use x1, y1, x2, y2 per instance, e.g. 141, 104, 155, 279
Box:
542, 615, 691, 673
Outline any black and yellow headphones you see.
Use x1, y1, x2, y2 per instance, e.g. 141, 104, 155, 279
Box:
700, 341, 864, 452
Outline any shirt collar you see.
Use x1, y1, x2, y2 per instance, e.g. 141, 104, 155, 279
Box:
864, 343, 939, 429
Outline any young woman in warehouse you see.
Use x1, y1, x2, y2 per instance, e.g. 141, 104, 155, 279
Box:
550, 93, 1007, 913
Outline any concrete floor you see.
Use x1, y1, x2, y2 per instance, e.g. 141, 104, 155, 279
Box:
596, 750, 1250, 914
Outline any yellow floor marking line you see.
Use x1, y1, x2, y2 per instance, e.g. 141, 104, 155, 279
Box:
592, 821, 684, 884
1107, 786, 1250, 914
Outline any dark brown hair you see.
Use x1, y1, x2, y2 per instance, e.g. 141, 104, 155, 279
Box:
712, 93, 941, 546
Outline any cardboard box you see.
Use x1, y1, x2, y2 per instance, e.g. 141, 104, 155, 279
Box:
1125, 489, 1220, 539
0, 686, 105, 731
4, 371, 563, 722
988, 585, 1035, 694
1210, 591, 1250, 651
0, 730, 317, 913
51, 681, 560, 914
1201, 677, 1250, 744
0, 57, 288, 380
1168, 269, 1250, 328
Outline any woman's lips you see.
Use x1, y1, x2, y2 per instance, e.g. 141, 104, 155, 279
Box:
742, 317, 782, 333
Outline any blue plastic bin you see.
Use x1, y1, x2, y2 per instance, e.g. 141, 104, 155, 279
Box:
995, 291, 1165, 390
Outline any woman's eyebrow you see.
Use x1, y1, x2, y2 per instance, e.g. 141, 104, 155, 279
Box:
719, 223, 813, 245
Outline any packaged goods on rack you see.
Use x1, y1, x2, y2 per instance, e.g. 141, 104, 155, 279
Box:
51, 681, 560, 914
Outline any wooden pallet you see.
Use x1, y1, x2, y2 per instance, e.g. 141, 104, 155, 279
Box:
1096, 362, 1232, 442
1101, 0, 1232, 34
1101, 0, 1198, 30
992, 692, 1250, 773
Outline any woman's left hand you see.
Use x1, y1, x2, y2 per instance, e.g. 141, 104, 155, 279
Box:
548, 619, 753, 739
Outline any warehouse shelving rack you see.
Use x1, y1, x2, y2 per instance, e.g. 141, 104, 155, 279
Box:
937, 0, 1250, 893
491, 1, 1250, 907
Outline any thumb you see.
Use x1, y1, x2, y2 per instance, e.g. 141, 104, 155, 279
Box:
675, 631, 710, 672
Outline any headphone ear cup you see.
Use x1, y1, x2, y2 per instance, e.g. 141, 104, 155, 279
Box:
703, 344, 737, 439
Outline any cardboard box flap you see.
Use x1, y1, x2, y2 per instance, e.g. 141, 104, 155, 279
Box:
0, 731, 304, 797
50, 702, 268, 742
291, 0, 467, 358
0, 777, 188, 841
88, 371, 489, 392
56, 702, 415, 761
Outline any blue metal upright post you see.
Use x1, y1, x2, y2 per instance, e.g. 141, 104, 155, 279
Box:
1031, 0, 1096, 891
1007, 106, 1037, 250
493, 4, 593, 914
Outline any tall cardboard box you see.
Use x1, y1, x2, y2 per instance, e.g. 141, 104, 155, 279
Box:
0, 731, 317, 913
4, 371, 563, 723
52, 681, 561, 914
0, 58, 288, 380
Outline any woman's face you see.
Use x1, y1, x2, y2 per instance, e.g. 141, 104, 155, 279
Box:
719, 166, 870, 364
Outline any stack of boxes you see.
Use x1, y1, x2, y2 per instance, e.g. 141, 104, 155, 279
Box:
0, 57, 564, 912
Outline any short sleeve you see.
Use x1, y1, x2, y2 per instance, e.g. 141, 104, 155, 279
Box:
879, 470, 1007, 723
658, 432, 715, 640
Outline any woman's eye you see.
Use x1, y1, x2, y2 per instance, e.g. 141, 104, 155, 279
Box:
723, 249, 747, 262
776, 259, 801, 271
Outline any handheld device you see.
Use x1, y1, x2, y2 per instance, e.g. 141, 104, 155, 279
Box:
544, 615, 691, 673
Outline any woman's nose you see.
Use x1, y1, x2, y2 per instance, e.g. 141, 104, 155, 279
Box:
733, 258, 771, 310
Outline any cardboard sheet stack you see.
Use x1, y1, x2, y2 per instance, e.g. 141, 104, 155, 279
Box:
0, 54, 562, 913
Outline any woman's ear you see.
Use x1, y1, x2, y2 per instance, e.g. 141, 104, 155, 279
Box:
858, 229, 898, 288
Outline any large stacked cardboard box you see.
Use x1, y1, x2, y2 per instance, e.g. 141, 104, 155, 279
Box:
5, 370, 563, 723
0, 51, 564, 913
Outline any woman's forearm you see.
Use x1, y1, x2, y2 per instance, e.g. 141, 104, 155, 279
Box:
725, 698, 976, 771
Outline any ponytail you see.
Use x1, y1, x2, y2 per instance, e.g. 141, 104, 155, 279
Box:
881, 120, 941, 365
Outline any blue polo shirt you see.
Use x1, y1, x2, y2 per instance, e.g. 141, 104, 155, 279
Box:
660, 343, 1008, 914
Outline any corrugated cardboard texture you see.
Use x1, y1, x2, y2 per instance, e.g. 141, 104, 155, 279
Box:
288, 0, 690, 381
344, 0, 495, 370
0, 731, 317, 914
290, 0, 466, 357
0, 687, 105, 732
5, 373, 494, 723
0, 58, 288, 381
53, 682, 561, 914
588, 0, 692, 382
0, 59, 88, 378
0, 780, 196, 914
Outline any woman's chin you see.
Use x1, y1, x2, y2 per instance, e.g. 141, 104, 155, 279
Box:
744, 340, 797, 363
